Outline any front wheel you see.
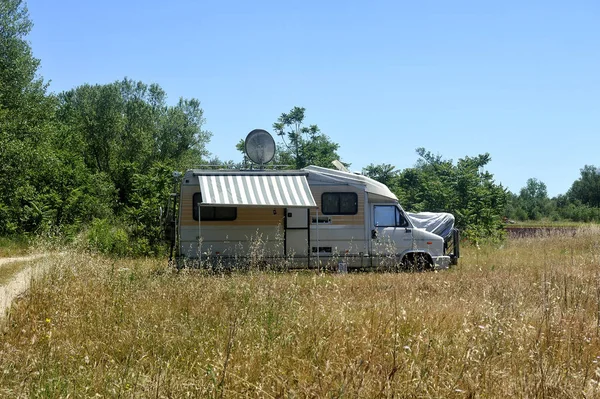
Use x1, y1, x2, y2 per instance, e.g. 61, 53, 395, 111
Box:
401, 253, 433, 272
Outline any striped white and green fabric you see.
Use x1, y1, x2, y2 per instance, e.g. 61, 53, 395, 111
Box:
197, 173, 317, 207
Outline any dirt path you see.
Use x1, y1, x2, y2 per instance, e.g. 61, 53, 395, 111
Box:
0, 254, 52, 318
0, 254, 48, 267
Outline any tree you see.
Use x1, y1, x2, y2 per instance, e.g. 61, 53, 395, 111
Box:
0, 2, 216, 251
272, 106, 343, 169
0, 0, 58, 235
568, 165, 600, 208
505, 191, 527, 221
363, 163, 400, 193
57, 78, 211, 208
0, 0, 53, 138
395, 148, 456, 212
518, 178, 550, 220
451, 153, 507, 240
393, 148, 507, 241
363, 163, 398, 186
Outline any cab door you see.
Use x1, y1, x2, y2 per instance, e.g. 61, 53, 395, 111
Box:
371, 204, 413, 264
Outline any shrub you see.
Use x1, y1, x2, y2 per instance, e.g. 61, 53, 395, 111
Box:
86, 218, 129, 256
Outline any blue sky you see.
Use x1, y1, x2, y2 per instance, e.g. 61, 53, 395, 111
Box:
26, 0, 599, 197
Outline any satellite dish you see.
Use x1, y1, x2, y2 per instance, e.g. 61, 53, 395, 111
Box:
244, 129, 276, 167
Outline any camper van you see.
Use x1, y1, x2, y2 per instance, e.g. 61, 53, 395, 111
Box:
173, 165, 459, 270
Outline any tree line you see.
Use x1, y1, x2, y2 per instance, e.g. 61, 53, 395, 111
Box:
1, 0, 211, 254
363, 157, 600, 240
1, 0, 598, 255
504, 168, 600, 223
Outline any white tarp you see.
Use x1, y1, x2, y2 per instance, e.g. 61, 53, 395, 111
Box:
407, 212, 455, 238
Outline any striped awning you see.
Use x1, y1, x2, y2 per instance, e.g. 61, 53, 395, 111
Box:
197, 174, 317, 207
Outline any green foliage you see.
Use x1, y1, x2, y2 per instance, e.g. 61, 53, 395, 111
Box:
450, 153, 507, 241
363, 163, 399, 190
123, 163, 173, 256
366, 149, 508, 242
0, 0, 54, 235
272, 106, 343, 169
0, 0, 54, 142
507, 178, 551, 221
51, 79, 211, 255
505, 170, 600, 224
0, 235, 30, 257
0, 1, 210, 255
86, 219, 129, 256
568, 165, 600, 207
57, 78, 211, 180
556, 202, 596, 222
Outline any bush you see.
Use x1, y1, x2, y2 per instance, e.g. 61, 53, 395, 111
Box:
86, 219, 129, 256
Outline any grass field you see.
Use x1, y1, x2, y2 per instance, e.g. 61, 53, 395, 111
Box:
505, 221, 588, 228
0, 236, 32, 258
1, 228, 600, 397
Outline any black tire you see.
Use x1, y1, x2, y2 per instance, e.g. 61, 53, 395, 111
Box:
401, 253, 433, 272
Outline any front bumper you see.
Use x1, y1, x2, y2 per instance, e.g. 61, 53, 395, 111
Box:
433, 255, 451, 270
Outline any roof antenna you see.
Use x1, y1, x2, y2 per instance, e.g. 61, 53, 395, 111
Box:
244, 129, 276, 169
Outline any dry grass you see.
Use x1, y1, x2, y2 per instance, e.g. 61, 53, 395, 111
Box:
0, 261, 30, 285
2, 228, 600, 397
0, 237, 31, 258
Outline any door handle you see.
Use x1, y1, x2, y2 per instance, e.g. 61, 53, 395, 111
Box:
405, 228, 412, 233
371, 229, 378, 239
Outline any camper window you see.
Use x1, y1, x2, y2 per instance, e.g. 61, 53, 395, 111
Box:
321, 192, 358, 215
374, 205, 409, 227
192, 193, 237, 221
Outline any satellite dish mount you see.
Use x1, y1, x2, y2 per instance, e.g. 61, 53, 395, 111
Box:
244, 129, 276, 169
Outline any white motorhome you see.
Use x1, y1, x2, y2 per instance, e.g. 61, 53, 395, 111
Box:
172, 165, 459, 270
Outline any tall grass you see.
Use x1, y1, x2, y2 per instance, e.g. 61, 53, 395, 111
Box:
0, 236, 31, 257
0, 261, 29, 285
1, 227, 600, 397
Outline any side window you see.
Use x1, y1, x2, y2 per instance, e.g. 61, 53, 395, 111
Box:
396, 208, 409, 227
374, 206, 408, 227
374, 205, 396, 227
321, 192, 358, 215
193, 193, 237, 221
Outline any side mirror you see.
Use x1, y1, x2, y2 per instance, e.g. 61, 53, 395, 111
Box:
371, 229, 378, 239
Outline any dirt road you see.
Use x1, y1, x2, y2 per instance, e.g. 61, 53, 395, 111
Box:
0, 254, 50, 318
0, 254, 48, 267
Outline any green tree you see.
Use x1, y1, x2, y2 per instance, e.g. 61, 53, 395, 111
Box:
57, 78, 211, 209
451, 153, 507, 240
0, 0, 53, 140
568, 165, 600, 208
124, 163, 174, 255
0, 1, 215, 251
363, 163, 400, 192
518, 178, 550, 220
52, 78, 213, 252
505, 191, 526, 221
0, 0, 59, 235
396, 148, 456, 213
272, 106, 343, 169
393, 148, 507, 241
